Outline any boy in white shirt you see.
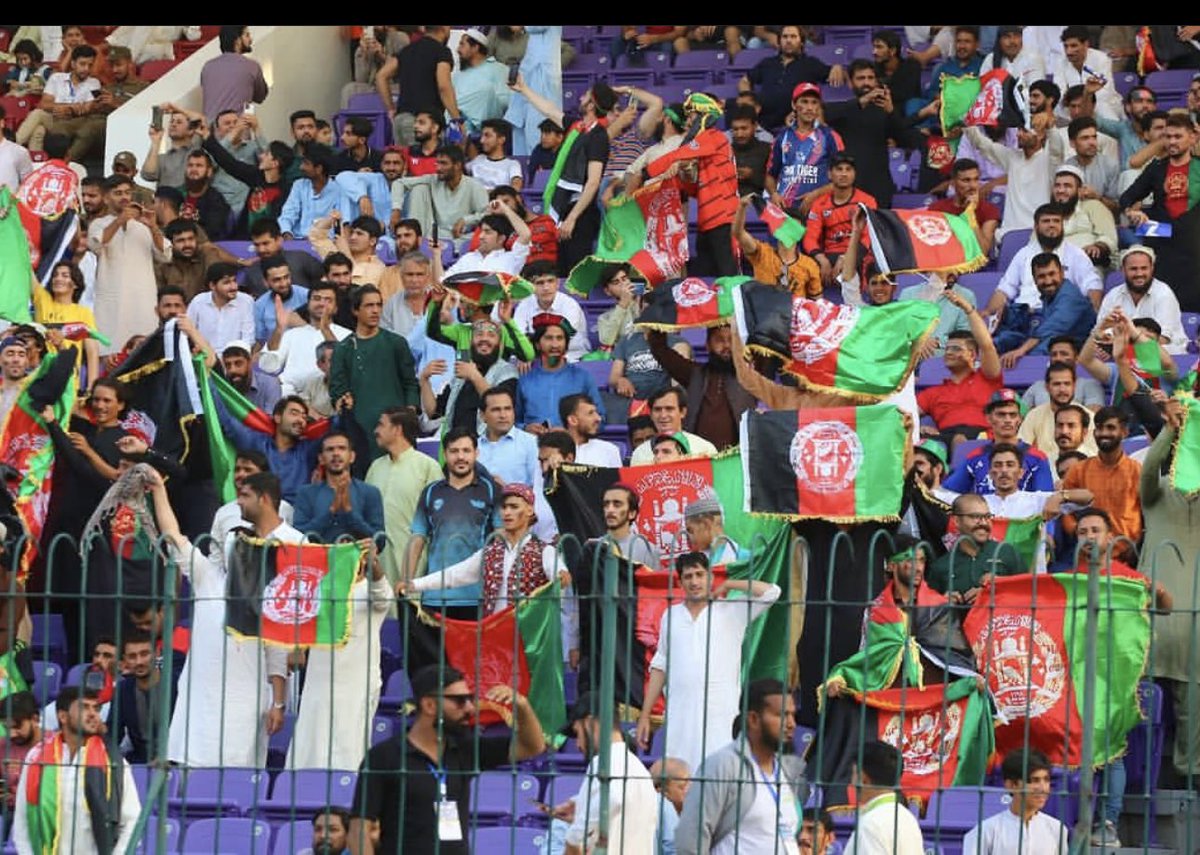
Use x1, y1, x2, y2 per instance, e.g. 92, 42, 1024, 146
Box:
962, 749, 1069, 854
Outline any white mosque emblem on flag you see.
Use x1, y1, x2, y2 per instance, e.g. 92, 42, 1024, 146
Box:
671, 278, 714, 308
789, 421, 864, 493
974, 613, 1066, 719
789, 300, 857, 364
908, 214, 954, 247
262, 565, 324, 625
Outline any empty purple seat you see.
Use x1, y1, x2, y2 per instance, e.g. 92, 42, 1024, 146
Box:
807, 44, 850, 66
662, 68, 716, 89
579, 359, 612, 391
1113, 71, 1140, 96
377, 669, 413, 716
996, 229, 1031, 272
30, 660, 61, 706
823, 84, 854, 102
134, 816, 180, 855
472, 771, 540, 825
917, 359, 953, 388
346, 92, 386, 112
610, 68, 656, 88
956, 271, 1001, 307
922, 787, 1010, 834
541, 773, 586, 806
823, 26, 874, 44
270, 818, 311, 855
1002, 356, 1050, 390
1182, 313, 1200, 352
1125, 680, 1164, 795
171, 768, 269, 819
181, 817, 271, 854
470, 826, 549, 852
29, 613, 66, 665
730, 47, 775, 73
892, 192, 931, 209
280, 239, 321, 259
949, 439, 989, 471
130, 764, 180, 802
266, 712, 296, 772
214, 239, 256, 260
267, 769, 357, 819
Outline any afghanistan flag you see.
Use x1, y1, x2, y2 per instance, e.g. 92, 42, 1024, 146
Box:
818, 679, 993, 808
965, 68, 1029, 129
751, 195, 805, 248
0, 346, 77, 583
963, 573, 1151, 768
635, 277, 734, 331
401, 582, 566, 740
860, 204, 986, 276
565, 177, 689, 296
17, 203, 77, 287
944, 514, 1044, 573
545, 449, 785, 571
939, 74, 982, 134
440, 271, 534, 307
1171, 393, 1200, 496
225, 535, 364, 648
733, 280, 938, 400
741, 406, 907, 522
0, 188, 34, 324
113, 320, 203, 464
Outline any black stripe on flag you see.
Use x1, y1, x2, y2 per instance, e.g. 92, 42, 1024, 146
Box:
861, 206, 917, 274
742, 410, 801, 517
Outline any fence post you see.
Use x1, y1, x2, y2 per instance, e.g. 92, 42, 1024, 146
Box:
1071, 542, 1103, 851
593, 540, 619, 853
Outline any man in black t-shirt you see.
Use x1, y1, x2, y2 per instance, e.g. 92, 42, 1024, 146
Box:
376, 26, 463, 149
348, 665, 547, 855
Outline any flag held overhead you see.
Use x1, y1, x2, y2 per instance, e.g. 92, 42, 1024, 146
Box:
635, 278, 735, 331
440, 271, 534, 307
860, 203, 987, 276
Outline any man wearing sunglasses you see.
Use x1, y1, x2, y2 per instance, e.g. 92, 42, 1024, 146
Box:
348, 664, 546, 855
927, 492, 1024, 605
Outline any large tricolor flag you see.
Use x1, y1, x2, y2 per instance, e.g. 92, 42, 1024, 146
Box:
0, 187, 34, 323
733, 280, 938, 401
635, 277, 734, 331
0, 346, 78, 583
402, 582, 567, 740
741, 406, 908, 522
964, 572, 1150, 767
225, 535, 364, 648
565, 177, 689, 296
965, 68, 1030, 129
861, 204, 987, 276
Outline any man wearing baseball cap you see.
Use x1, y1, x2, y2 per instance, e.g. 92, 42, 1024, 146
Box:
942, 388, 1055, 495
766, 82, 846, 217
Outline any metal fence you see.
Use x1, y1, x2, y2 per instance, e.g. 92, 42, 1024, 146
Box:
0, 526, 1195, 854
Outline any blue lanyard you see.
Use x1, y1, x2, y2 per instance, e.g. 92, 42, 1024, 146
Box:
757, 759, 782, 804
427, 762, 448, 800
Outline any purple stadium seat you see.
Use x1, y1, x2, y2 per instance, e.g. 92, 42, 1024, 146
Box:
215, 239, 256, 260
280, 239, 321, 259
267, 769, 357, 819
1146, 69, 1196, 107
371, 714, 395, 746
610, 68, 656, 88
955, 271, 1001, 307
922, 787, 1010, 834
266, 712, 296, 772
807, 44, 850, 66
347, 92, 387, 112
822, 84, 854, 102
996, 229, 1032, 272
378, 669, 413, 715
579, 359, 612, 391
181, 817, 271, 854
1104, 269, 1123, 292
64, 662, 88, 687
568, 54, 610, 76
1113, 71, 1140, 97
29, 613, 66, 665
823, 26, 874, 44
1183, 313, 1200, 352
917, 360, 952, 389
541, 773, 586, 806
472, 771, 540, 825
134, 817, 180, 855
1125, 681, 1164, 795
470, 826, 549, 852
270, 819, 310, 855
30, 661, 61, 706
852, 43, 876, 62
730, 47, 774, 73
892, 193, 932, 209
379, 617, 402, 674
662, 69, 717, 90
171, 768, 269, 819
1003, 356, 1050, 390
130, 764, 180, 802
332, 111, 390, 150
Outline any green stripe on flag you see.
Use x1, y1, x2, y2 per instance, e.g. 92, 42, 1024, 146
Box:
853, 405, 908, 517
515, 583, 567, 741
1058, 572, 1151, 766
832, 301, 940, 396
726, 527, 801, 685
313, 543, 360, 645
945, 208, 983, 262
196, 354, 238, 503
1171, 394, 1200, 496
997, 517, 1044, 571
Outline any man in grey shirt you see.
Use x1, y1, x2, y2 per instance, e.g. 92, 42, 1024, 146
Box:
1020, 334, 1106, 410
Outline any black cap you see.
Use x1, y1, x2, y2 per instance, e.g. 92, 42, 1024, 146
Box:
830, 152, 856, 168
409, 664, 465, 702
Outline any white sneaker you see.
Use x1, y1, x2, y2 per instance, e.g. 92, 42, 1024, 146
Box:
1089, 819, 1121, 848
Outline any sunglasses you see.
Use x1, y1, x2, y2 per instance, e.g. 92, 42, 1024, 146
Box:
443, 693, 475, 706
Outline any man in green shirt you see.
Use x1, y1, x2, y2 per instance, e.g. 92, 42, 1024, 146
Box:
329, 285, 419, 462
927, 492, 1024, 605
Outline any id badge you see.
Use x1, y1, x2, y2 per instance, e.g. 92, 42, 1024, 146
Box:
437, 799, 462, 841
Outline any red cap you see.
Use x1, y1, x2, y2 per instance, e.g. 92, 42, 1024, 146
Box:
792, 82, 822, 101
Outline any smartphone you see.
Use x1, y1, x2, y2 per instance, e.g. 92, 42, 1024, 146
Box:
151, 105, 163, 130
629, 95, 640, 111
507, 62, 520, 86
188, 118, 200, 130
243, 102, 256, 116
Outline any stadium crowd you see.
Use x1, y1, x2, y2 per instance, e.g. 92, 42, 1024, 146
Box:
0, 21, 1198, 855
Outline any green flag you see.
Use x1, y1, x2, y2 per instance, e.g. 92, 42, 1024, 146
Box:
1172, 393, 1200, 496
0, 187, 33, 323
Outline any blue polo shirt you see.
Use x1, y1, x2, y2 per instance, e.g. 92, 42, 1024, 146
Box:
253, 284, 310, 345
410, 472, 499, 607
517, 362, 604, 428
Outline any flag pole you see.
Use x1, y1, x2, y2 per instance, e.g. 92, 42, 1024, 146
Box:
594, 543, 619, 853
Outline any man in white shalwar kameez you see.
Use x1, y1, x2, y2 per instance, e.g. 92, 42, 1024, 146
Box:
87, 175, 170, 355
164, 471, 294, 768
962, 748, 1069, 854
287, 548, 392, 772
634, 550, 780, 775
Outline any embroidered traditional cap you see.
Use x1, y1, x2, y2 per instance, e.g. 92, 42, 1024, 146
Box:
530, 312, 575, 339
684, 494, 723, 520
501, 482, 536, 508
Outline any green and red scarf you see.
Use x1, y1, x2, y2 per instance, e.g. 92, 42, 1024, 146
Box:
25, 732, 120, 855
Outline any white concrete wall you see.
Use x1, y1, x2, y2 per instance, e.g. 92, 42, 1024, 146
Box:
103, 26, 349, 187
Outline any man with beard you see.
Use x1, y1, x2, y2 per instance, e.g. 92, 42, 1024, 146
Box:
330, 285, 419, 459
636, 553, 781, 775
645, 324, 755, 453
560, 393, 621, 467
674, 678, 805, 854
996, 254, 1097, 368
155, 219, 242, 300
1096, 246, 1187, 354
928, 493, 1024, 604
1052, 163, 1116, 268
1, 692, 41, 815
398, 144, 490, 252
79, 176, 106, 225
739, 25, 846, 130
629, 387, 718, 465
262, 281, 351, 396
509, 262, 589, 362
293, 431, 383, 543
253, 254, 310, 345
215, 394, 324, 503
176, 149, 233, 241
1121, 113, 1200, 312
1063, 119, 1120, 214
349, 666, 544, 855
596, 483, 659, 567
201, 26, 267, 123
909, 438, 954, 500
1019, 363, 1099, 461
1092, 85, 1160, 169
963, 117, 1057, 241
109, 630, 177, 764
944, 389, 1054, 495
517, 314, 603, 431
1060, 406, 1142, 548
141, 108, 203, 191
220, 339, 280, 412
985, 444, 1094, 523
420, 317, 517, 436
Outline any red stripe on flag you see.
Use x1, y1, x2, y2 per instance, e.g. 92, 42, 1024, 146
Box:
787, 301, 842, 385
439, 608, 531, 727
621, 458, 717, 569
259, 543, 327, 646
792, 407, 860, 518
894, 209, 971, 271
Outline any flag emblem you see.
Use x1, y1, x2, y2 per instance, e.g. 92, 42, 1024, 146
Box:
790, 301, 857, 364
261, 566, 325, 625
970, 77, 1003, 124
630, 463, 716, 561
882, 702, 963, 776
672, 277, 714, 308
909, 214, 954, 246
975, 613, 1066, 718
789, 421, 864, 493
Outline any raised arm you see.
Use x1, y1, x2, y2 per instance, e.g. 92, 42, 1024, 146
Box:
733, 194, 758, 256
509, 73, 564, 128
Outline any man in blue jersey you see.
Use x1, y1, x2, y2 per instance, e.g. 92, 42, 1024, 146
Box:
766, 82, 844, 217
942, 389, 1055, 495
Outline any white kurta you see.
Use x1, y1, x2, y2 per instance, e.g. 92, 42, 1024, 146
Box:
12, 745, 140, 854
843, 793, 926, 855
166, 528, 296, 767
87, 215, 169, 355
961, 808, 1069, 855
564, 741, 658, 855
287, 575, 393, 771
649, 587, 780, 773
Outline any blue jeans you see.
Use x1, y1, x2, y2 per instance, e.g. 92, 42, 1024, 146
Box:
1101, 757, 1126, 824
